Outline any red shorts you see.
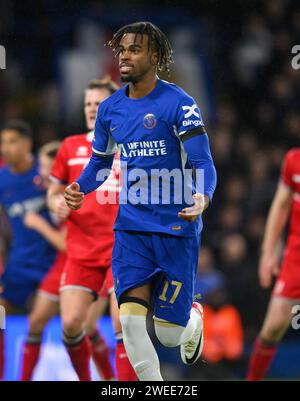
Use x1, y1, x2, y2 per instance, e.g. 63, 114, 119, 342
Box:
60, 258, 109, 300
38, 252, 66, 301
273, 256, 300, 300
98, 267, 114, 299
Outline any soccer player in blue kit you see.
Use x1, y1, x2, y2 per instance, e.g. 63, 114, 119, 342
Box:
65, 22, 217, 381
0, 120, 56, 378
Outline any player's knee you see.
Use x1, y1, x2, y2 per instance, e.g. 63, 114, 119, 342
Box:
119, 297, 148, 343
84, 322, 97, 337
28, 312, 47, 334
63, 314, 83, 336
260, 326, 284, 343
154, 319, 184, 347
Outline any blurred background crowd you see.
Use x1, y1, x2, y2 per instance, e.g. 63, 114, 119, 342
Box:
0, 0, 300, 380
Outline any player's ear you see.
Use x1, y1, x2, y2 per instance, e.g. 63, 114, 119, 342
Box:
151, 51, 158, 66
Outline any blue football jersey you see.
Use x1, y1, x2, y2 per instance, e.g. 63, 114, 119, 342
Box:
0, 161, 56, 280
92, 79, 216, 237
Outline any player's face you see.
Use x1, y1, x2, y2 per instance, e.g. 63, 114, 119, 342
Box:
117, 33, 158, 83
0, 129, 31, 166
38, 153, 53, 188
84, 88, 111, 131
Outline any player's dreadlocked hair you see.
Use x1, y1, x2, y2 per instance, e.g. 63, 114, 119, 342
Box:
106, 21, 173, 76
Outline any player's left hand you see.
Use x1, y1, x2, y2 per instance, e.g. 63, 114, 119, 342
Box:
178, 193, 208, 223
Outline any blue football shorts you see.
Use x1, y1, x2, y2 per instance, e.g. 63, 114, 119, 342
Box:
112, 230, 201, 327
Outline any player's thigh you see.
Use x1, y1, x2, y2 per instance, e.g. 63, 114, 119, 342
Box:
60, 289, 94, 324
122, 283, 152, 304
29, 294, 59, 330
84, 296, 108, 334
110, 291, 121, 333
260, 296, 295, 341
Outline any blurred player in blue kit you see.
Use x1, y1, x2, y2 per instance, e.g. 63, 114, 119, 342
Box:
65, 21, 217, 381
0, 120, 56, 379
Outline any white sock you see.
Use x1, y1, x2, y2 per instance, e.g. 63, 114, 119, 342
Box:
154, 308, 200, 347
120, 306, 163, 381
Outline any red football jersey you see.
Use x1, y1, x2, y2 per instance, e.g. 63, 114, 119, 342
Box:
50, 132, 120, 267
280, 148, 300, 263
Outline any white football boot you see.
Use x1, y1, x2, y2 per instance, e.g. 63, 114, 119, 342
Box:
181, 302, 204, 365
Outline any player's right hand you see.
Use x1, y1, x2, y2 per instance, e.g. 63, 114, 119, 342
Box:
64, 182, 84, 210
258, 251, 280, 288
178, 193, 207, 222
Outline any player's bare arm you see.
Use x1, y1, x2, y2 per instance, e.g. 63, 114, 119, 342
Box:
23, 212, 66, 252
259, 182, 293, 288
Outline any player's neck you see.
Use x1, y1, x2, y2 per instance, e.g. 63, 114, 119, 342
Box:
10, 154, 33, 173
128, 75, 158, 99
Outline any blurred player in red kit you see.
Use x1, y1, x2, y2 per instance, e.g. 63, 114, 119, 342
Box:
247, 149, 300, 380
48, 78, 136, 381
